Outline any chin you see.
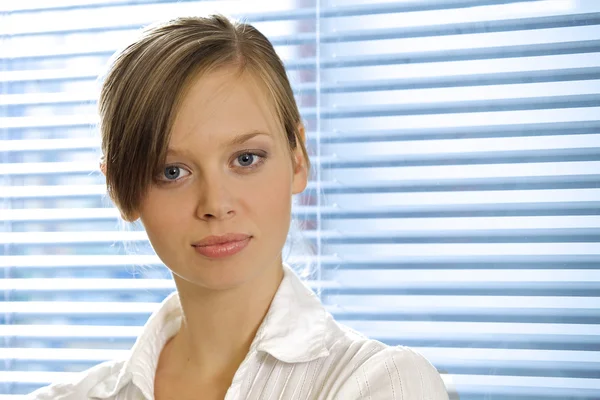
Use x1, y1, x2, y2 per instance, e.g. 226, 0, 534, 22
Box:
175, 253, 265, 292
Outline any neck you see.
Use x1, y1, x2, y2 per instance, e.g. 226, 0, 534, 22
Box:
158, 259, 284, 384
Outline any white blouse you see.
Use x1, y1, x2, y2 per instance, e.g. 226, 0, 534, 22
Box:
29, 264, 449, 400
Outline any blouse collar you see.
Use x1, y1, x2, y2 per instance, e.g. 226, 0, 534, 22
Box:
88, 263, 330, 399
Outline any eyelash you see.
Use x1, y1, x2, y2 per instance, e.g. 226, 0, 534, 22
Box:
232, 150, 267, 170
157, 150, 268, 185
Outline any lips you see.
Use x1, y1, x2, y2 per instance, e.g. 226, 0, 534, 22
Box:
192, 234, 252, 259
192, 233, 251, 247
192, 233, 252, 258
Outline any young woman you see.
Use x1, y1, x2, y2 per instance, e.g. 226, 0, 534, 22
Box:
30, 14, 449, 400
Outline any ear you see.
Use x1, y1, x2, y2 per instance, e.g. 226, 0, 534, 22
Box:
296, 123, 306, 144
99, 162, 107, 176
291, 124, 308, 195
123, 211, 140, 223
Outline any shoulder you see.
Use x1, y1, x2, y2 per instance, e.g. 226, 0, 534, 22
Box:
344, 344, 448, 400
325, 325, 448, 399
28, 359, 126, 400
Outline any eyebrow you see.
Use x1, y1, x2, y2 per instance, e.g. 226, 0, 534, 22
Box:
166, 130, 271, 156
226, 130, 272, 147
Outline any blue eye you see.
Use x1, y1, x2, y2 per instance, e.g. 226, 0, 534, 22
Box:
237, 153, 255, 167
233, 152, 267, 169
161, 166, 190, 182
164, 166, 181, 180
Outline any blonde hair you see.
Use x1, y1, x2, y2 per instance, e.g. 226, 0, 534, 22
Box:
99, 14, 310, 221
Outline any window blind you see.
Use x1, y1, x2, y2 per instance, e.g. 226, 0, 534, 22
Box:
1, 0, 599, 399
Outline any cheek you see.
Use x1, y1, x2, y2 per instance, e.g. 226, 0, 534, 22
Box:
138, 189, 191, 248
240, 166, 293, 228
255, 183, 291, 217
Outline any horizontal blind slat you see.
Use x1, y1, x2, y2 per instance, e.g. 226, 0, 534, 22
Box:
0, 0, 541, 15
5, 10, 599, 39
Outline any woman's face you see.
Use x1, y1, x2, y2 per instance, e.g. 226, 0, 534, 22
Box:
136, 67, 307, 291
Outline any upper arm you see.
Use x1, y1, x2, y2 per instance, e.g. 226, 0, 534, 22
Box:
333, 345, 449, 400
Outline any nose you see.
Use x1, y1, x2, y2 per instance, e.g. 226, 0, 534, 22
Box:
195, 174, 235, 221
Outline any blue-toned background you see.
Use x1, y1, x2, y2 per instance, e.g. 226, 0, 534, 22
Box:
1, 0, 599, 398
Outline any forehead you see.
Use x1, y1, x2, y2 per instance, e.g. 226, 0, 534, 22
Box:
169, 67, 283, 148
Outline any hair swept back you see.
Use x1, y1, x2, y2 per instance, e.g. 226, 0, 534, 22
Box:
99, 14, 310, 221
